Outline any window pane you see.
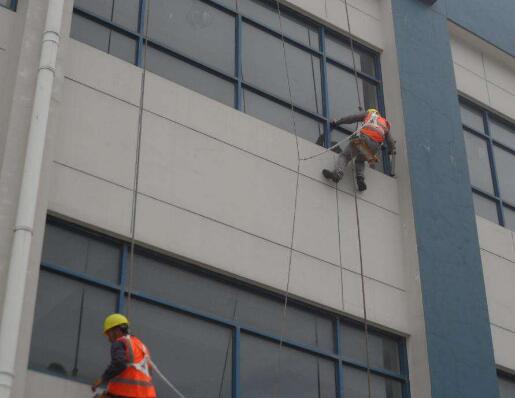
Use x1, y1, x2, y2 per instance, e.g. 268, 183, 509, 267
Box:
242, 23, 323, 114
493, 146, 515, 203
130, 300, 232, 398
29, 272, 117, 382
148, 0, 235, 74
74, 0, 140, 31
499, 375, 515, 398
240, 334, 336, 398
460, 103, 484, 133
341, 324, 400, 372
0, 0, 12, 8
504, 206, 515, 232
71, 14, 137, 64
132, 254, 334, 352
243, 90, 324, 143
239, 0, 319, 49
42, 223, 121, 283
490, 119, 515, 150
472, 193, 499, 224
343, 366, 402, 398
328, 63, 378, 120
463, 131, 494, 194
146, 46, 234, 106
109, 30, 137, 64
326, 35, 376, 77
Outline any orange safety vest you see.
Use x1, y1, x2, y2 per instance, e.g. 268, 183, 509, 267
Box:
360, 111, 390, 143
107, 335, 157, 398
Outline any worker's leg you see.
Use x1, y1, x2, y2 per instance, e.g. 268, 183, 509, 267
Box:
323, 142, 355, 182
355, 137, 380, 191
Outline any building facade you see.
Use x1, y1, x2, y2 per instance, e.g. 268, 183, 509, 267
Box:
0, 0, 514, 397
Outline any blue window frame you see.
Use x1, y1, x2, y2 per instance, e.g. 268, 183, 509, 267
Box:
0, 0, 16, 11
70, 0, 391, 174
29, 217, 410, 397
460, 97, 515, 232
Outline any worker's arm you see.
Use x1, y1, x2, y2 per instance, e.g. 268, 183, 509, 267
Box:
101, 340, 128, 384
330, 112, 367, 128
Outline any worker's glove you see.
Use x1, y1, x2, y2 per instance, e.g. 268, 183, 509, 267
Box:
91, 378, 102, 392
330, 120, 338, 129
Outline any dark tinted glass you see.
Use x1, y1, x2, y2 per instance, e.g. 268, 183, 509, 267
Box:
341, 324, 400, 372
239, 0, 319, 49
70, 14, 137, 64
472, 193, 499, 224
504, 206, 515, 232
240, 334, 336, 398
130, 300, 232, 398
242, 23, 323, 113
493, 146, 515, 203
460, 103, 484, 133
343, 366, 402, 398
132, 253, 334, 352
29, 272, 117, 382
327, 63, 377, 120
0, 0, 12, 9
146, 46, 234, 106
74, 0, 140, 31
463, 131, 494, 194
326, 35, 376, 77
499, 375, 515, 398
42, 223, 121, 283
490, 118, 515, 149
148, 0, 235, 74
243, 90, 324, 143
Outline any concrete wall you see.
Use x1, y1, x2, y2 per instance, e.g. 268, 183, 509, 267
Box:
450, 25, 515, 376
22, 0, 416, 395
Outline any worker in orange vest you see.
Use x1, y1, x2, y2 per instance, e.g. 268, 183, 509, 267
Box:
323, 109, 396, 191
91, 314, 157, 398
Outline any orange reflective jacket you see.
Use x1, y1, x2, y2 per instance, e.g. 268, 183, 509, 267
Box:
107, 336, 157, 398
360, 111, 390, 143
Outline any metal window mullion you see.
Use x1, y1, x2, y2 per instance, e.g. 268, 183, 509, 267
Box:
484, 112, 505, 225
41, 262, 121, 292
326, 58, 381, 85
232, 327, 241, 398
335, 319, 344, 398
136, 0, 147, 67
118, 244, 129, 313
398, 339, 411, 398
235, 15, 243, 111
320, 27, 331, 148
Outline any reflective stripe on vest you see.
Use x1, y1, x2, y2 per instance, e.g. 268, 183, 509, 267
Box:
360, 111, 389, 143
107, 336, 157, 398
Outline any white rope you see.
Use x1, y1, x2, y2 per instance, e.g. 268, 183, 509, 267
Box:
150, 360, 187, 398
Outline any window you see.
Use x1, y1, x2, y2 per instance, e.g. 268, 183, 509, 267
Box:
460, 98, 515, 232
499, 372, 515, 398
70, 0, 389, 172
0, 0, 15, 10
30, 218, 410, 397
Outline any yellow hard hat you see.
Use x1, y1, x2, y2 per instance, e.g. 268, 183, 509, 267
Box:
367, 108, 379, 114
103, 313, 129, 334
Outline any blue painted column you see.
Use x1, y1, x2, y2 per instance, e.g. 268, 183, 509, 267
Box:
390, 1, 500, 396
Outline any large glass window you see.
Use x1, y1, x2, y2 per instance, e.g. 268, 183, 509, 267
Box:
0, 0, 15, 10
460, 98, 515, 232
70, 0, 388, 171
499, 372, 515, 398
30, 218, 410, 397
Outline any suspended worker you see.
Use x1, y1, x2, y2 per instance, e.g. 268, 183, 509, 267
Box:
322, 108, 396, 191
91, 313, 157, 398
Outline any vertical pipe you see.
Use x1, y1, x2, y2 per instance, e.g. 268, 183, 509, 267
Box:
0, 1, 65, 396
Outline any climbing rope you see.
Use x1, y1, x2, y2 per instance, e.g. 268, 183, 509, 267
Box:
125, 1, 186, 397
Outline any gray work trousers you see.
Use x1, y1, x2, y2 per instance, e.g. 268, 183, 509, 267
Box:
334, 135, 380, 178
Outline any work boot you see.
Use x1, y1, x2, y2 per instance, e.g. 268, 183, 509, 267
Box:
322, 169, 341, 183
356, 176, 367, 191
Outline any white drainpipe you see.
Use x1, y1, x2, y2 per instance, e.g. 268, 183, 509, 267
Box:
0, 0, 65, 396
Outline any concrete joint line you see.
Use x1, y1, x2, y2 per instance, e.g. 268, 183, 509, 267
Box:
13, 225, 33, 234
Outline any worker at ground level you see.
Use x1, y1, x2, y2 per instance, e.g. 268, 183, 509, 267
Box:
91, 313, 157, 398
322, 108, 396, 191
